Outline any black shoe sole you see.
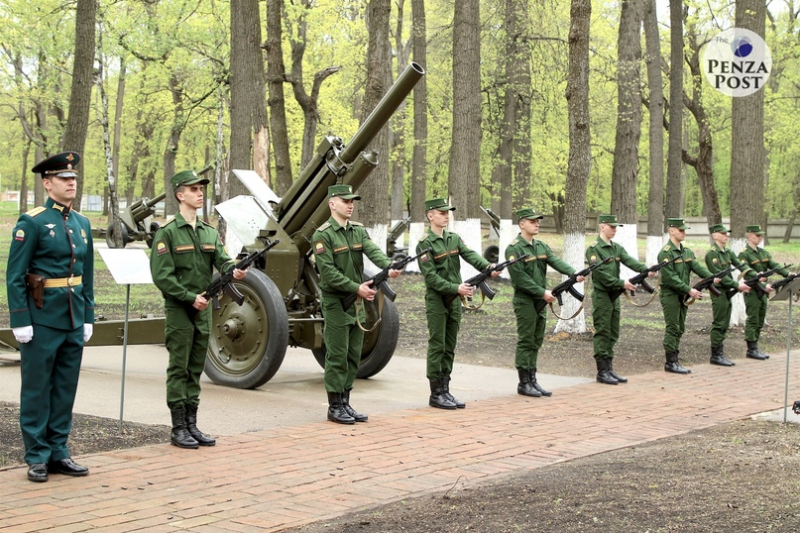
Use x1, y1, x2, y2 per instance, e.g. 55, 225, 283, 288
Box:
171, 440, 200, 449
429, 401, 457, 410
327, 416, 356, 424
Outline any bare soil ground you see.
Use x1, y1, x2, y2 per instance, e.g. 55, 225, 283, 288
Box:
2, 256, 800, 531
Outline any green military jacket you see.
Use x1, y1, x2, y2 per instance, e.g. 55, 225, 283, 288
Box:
705, 244, 748, 291
6, 198, 95, 330
657, 239, 714, 296
312, 217, 391, 298
586, 237, 647, 293
150, 213, 236, 304
504, 234, 575, 299
738, 245, 789, 281
417, 229, 489, 295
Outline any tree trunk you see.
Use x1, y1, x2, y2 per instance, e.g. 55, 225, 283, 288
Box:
665, 0, 684, 220
111, 58, 126, 215
643, 0, 665, 264
410, 0, 428, 223
229, 0, 269, 200
730, 0, 767, 238
496, 0, 517, 220
61, 0, 97, 212
163, 73, 184, 214
19, 140, 31, 215
267, 0, 293, 194
610, 0, 642, 224
356, 0, 392, 227
448, 0, 481, 219
555, 0, 591, 335
683, 23, 721, 226
390, 0, 408, 221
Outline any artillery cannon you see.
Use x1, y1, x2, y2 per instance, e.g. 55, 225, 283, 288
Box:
105, 192, 166, 248
204, 62, 425, 389
480, 205, 501, 263
387, 217, 411, 261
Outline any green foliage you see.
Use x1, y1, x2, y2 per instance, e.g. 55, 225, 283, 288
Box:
0, 0, 798, 223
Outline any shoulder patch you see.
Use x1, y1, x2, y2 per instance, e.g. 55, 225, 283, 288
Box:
663, 245, 670, 252
712, 257, 719, 264
589, 254, 598, 264
314, 240, 326, 254
156, 241, 168, 255
25, 206, 46, 217
317, 222, 331, 231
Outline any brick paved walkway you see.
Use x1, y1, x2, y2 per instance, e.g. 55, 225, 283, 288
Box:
1, 351, 799, 533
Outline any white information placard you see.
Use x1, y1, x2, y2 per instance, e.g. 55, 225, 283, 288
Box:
98, 248, 153, 285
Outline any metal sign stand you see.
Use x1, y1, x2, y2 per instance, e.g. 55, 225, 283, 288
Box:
97, 248, 154, 430
771, 278, 800, 423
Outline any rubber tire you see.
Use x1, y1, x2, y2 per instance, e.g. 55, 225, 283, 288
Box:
311, 296, 400, 379
105, 223, 129, 249
483, 244, 499, 264
204, 269, 289, 389
145, 221, 161, 249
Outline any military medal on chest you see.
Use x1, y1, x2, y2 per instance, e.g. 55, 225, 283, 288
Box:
45, 223, 56, 238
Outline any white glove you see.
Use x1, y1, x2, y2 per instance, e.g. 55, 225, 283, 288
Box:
13, 326, 34, 344
83, 323, 93, 343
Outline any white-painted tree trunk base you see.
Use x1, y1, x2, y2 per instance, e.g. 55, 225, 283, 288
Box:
729, 236, 748, 326
554, 232, 587, 333
645, 234, 665, 267
405, 222, 426, 273
364, 223, 388, 273
615, 223, 639, 280
498, 219, 515, 280
453, 219, 482, 281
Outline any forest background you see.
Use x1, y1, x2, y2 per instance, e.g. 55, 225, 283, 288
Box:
0, 0, 798, 249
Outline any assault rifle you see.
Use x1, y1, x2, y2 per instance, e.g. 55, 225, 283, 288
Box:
610, 255, 681, 302
770, 272, 799, 293
202, 238, 280, 314
682, 264, 734, 303
743, 264, 793, 299
535, 256, 613, 313
442, 253, 531, 307
342, 247, 432, 310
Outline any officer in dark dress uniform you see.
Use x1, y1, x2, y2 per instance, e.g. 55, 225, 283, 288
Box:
704, 223, 750, 366
150, 170, 246, 448
6, 152, 94, 482
312, 184, 399, 424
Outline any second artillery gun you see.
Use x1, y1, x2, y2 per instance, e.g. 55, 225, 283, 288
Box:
104, 192, 165, 249
204, 62, 425, 389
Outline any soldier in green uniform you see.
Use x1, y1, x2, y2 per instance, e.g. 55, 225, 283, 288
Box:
585, 214, 651, 385
737, 225, 794, 360
6, 152, 94, 482
704, 224, 751, 366
504, 208, 583, 397
417, 198, 497, 409
312, 184, 400, 424
150, 170, 246, 449
657, 217, 718, 374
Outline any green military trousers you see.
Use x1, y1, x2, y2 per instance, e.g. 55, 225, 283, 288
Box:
743, 292, 769, 342
512, 295, 547, 371
710, 292, 733, 347
591, 290, 620, 361
660, 293, 688, 353
19, 324, 84, 465
164, 301, 210, 409
321, 295, 364, 393
425, 292, 462, 380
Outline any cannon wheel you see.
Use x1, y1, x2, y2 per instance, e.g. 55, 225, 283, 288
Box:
311, 296, 399, 379
483, 244, 499, 264
145, 221, 161, 249
105, 223, 129, 249
205, 269, 289, 389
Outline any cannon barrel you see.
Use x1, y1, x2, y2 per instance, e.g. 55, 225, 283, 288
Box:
275, 62, 425, 253
129, 192, 167, 224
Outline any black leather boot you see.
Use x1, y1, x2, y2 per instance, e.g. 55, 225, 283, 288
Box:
710, 345, 734, 367
442, 376, 465, 408
607, 359, 627, 383
755, 340, 770, 359
429, 378, 457, 410
596, 358, 619, 385
342, 388, 368, 422
530, 369, 552, 396
185, 405, 216, 446
517, 368, 541, 397
664, 351, 691, 374
746, 340, 767, 360
327, 391, 355, 424
170, 407, 199, 449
